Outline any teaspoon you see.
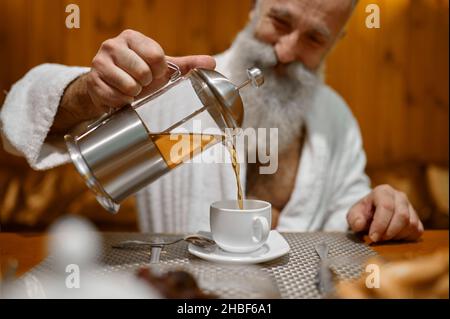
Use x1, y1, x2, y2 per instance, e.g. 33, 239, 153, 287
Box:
112, 234, 216, 250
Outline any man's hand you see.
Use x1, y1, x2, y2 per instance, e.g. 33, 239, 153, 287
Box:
347, 185, 424, 242
50, 29, 216, 134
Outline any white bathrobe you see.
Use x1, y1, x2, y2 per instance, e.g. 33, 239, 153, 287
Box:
0, 49, 371, 233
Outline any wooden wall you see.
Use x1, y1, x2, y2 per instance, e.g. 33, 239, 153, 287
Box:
0, 0, 448, 230
327, 0, 449, 167
0, 0, 447, 166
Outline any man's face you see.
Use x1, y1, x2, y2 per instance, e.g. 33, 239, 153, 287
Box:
253, 0, 353, 70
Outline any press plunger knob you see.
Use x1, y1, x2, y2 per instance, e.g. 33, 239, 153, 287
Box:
247, 67, 264, 88
237, 67, 264, 90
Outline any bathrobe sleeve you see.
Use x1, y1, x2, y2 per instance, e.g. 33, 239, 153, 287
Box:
0, 63, 90, 170
322, 112, 372, 231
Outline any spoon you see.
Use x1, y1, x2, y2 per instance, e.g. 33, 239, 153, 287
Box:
112, 234, 216, 250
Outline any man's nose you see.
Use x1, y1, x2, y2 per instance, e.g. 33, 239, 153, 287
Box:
274, 32, 301, 64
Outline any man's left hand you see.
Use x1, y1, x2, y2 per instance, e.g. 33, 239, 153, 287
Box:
347, 185, 424, 242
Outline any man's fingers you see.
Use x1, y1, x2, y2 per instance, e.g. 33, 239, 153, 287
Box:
368, 186, 396, 242
89, 31, 215, 112
347, 194, 373, 232
93, 56, 142, 97
135, 76, 171, 100
92, 30, 216, 109
411, 219, 425, 240
395, 204, 423, 241
383, 191, 411, 241
87, 71, 133, 110
135, 55, 217, 99
355, 185, 424, 243
111, 46, 153, 86
168, 55, 216, 75
122, 30, 168, 80
405, 204, 422, 240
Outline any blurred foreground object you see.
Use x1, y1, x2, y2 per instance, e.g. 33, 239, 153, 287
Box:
336, 249, 449, 299
137, 268, 217, 299
2, 216, 158, 298
136, 262, 280, 299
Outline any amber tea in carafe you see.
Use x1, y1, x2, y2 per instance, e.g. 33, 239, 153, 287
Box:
149, 133, 222, 169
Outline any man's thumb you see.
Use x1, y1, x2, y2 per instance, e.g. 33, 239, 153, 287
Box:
167, 55, 216, 75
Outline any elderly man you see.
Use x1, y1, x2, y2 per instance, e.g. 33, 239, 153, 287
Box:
0, 0, 423, 242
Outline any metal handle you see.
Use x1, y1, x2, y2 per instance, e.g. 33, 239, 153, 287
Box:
86, 112, 111, 131
131, 61, 182, 108
167, 61, 181, 81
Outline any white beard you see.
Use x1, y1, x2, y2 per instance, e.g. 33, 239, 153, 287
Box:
227, 23, 322, 155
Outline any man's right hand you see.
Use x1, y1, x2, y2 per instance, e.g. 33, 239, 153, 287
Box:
50, 29, 216, 134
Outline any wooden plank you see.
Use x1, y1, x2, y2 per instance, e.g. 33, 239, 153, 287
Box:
63, 0, 97, 66
328, 0, 448, 167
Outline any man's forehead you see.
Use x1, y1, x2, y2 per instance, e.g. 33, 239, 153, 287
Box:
270, 0, 353, 13
264, 0, 353, 34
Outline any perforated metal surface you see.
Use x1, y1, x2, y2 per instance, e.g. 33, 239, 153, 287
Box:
26, 232, 377, 299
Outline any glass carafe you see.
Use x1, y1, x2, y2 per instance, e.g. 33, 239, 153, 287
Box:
64, 63, 263, 213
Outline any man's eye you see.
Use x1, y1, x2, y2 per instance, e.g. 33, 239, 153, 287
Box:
308, 34, 325, 46
270, 16, 291, 31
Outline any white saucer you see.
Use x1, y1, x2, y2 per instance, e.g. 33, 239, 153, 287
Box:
188, 230, 290, 265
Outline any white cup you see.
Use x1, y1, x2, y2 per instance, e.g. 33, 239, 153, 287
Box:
210, 199, 272, 253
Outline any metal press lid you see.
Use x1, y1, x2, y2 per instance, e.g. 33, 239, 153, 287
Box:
191, 67, 264, 130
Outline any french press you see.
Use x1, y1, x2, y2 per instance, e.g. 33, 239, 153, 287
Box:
65, 63, 263, 214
